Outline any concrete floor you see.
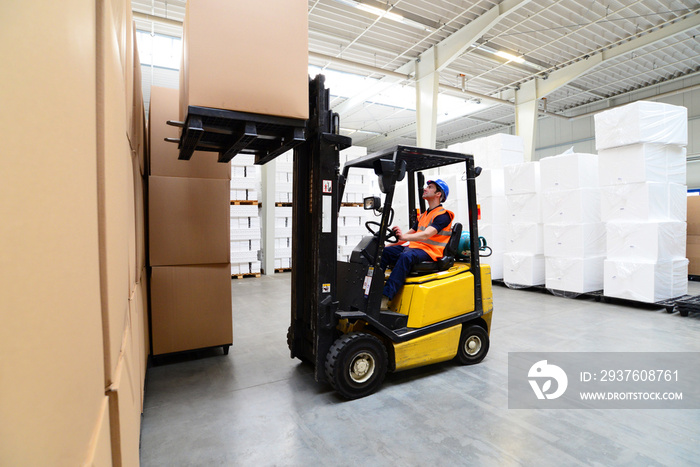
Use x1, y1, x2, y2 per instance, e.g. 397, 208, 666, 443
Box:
140, 274, 700, 466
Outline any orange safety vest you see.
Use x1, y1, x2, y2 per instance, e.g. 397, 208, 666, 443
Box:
408, 206, 454, 261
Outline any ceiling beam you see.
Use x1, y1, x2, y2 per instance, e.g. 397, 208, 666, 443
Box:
332, 0, 534, 116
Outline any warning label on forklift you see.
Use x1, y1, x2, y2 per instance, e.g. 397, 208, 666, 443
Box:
322, 283, 331, 293
323, 180, 332, 193
363, 267, 374, 297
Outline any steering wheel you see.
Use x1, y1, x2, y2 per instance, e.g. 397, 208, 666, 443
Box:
365, 221, 399, 243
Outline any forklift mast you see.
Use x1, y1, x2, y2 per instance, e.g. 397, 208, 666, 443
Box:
288, 76, 351, 382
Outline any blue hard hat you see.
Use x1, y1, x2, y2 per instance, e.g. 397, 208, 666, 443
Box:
427, 179, 449, 202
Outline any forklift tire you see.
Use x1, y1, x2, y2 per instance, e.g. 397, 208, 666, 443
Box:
325, 332, 388, 400
455, 325, 489, 365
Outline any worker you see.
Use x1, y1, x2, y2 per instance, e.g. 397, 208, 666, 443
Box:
380, 179, 454, 309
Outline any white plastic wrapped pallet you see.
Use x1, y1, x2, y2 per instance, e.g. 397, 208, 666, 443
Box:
545, 256, 605, 293
503, 252, 546, 287
598, 143, 687, 186
543, 223, 606, 258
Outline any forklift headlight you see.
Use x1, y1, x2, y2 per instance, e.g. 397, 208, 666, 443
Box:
364, 196, 381, 210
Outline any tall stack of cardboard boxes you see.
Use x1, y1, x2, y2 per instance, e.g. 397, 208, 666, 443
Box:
148, 85, 233, 356
3, 1, 148, 464
595, 101, 689, 302
540, 153, 605, 294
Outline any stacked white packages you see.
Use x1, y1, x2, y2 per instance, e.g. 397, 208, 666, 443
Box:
458, 133, 525, 279
275, 151, 294, 203
503, 161, 545, 286
230, 154, 261, 201
274, 206, 293, 269
540, 152, 604, 293
338, 147, 374, 261
595, 101, 688, 302
230, 204, 261, 274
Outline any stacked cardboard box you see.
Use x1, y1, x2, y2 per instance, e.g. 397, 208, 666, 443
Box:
540, 153, 605, 293
4, 1, 149, 464
503, 162, 545, 286
178, 0, 308, 121
148, 87, 233, 355
688, 196, 700, 275
451, 134, 525, 279
595, 101, 689, 302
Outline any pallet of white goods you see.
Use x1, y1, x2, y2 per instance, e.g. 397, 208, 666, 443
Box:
541, 188, 601, 224
230, 228, 261, 241
504, 162, 540, 195
543, 223, 605, 258
230, 154, 256, 166
606, 221, 686, 262
540, 153, 599, 192
250, 261, 261, 274
506, 192, 542, 223
275, 226, 293, 238
337, 225, 368, 237
230, 204, 258, 217
230, 177, 258, 190
476, 168, 505, 198
545, 256, 604, 294
598, 143, 686, 186
479, 196, 508, 224
479, 133, 525, 153
477, 223, 507, 254
603, 259, 679, 303
503, 252, 545, 287
505, 222, 544, 255
482, 252, 504, 280
275, 248, 292, 259
594, 101, 688, 151
275, 206, 292, 217
230, 240, 251, 252
338, 244, 356, 257
339, 206, 365, 216
276, 160, 293, 172
600, 182, 686, 222
230, 250, 259, 263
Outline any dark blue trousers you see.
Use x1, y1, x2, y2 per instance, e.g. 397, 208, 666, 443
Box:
381, 245, 431, 299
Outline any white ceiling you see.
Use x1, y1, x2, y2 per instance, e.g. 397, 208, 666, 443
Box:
132, 0, 700, 152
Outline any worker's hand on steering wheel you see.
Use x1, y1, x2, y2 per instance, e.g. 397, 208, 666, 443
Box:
392, 226, 403, 241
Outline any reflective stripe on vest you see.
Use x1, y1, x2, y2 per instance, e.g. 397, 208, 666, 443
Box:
408, 206, 454, 261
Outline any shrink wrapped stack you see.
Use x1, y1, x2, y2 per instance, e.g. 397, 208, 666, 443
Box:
595, 101, 688, 302
457, 133, 524, 279
230, 204, 261, 275
274, 206, 293, 269
230, 154, 260, 202
540, 152, 604, 294
503, 162, 544, 286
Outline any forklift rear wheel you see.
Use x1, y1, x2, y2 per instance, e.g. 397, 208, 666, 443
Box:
325, 332, 388, 400
456, 325, 489, 365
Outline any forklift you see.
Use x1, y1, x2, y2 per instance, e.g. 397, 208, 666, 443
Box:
172, 75, 493, 400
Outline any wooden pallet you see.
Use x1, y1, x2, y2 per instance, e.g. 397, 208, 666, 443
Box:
230, 200, 259, 205
341, 202, 364, 207
275, 268, 292, 273
231, 272, 261, 279
275, 202, 292, 207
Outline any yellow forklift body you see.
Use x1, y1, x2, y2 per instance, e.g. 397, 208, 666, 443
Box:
392, 325, 461, 371
391, 263, 493, 329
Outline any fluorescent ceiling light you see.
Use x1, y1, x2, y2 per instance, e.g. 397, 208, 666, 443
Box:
356, 3, 403, 22
333, 0, 433, 31
494, 51, 525, 64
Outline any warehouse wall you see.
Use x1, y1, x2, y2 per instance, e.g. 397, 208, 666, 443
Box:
534, 74, 700, 187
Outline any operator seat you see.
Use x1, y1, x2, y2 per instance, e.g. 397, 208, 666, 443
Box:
410, 223, 463, 275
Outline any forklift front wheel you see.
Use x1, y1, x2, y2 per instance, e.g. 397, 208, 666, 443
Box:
325, 332, 388, 400
456, 325, 489, 365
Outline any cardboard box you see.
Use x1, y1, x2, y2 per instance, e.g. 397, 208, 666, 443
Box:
150, 264, 233, 355
148, 176, 231, 266
598, 143, 686, 186
506, 192, 542, 223
503, 253, 545, 286
687, 235, 700, 275
505, 222, 544, 254
600, 182, 686, 222
545, 256, 605, 293
543, 223, 605, 258
149, 86, 231, 179
84, 397, 112, 466
541, 188, 601, 224
594, 101, 688, 150
606, 221, 686, 261
540, 153, 599, 191
687, 196, 700, 234
504, 161, 540, 194
179, 0, 308, 120
604, 259, 676, 302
